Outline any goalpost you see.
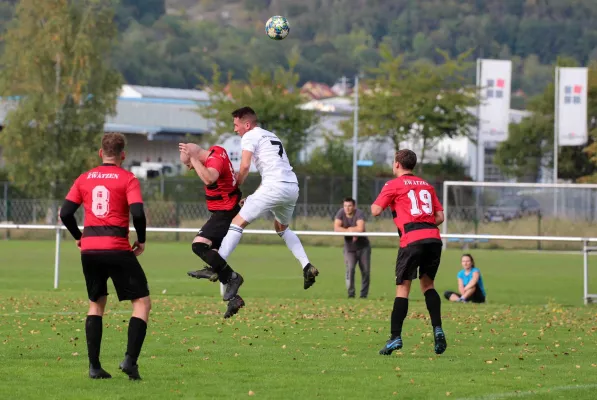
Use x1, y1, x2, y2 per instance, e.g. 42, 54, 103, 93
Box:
443, 180, 597, 305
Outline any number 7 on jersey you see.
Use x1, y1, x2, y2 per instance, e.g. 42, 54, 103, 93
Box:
270, 140, 284, 158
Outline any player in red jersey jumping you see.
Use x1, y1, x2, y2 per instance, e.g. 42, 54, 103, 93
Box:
178, 143, 245, 318
59, 133, 150, 380
371, 149, 447, 356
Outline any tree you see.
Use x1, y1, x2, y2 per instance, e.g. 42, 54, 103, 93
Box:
298, 135, 352, 176
0, 0, 122, 198
199, 55, 319, 165
342, 45, 478, 173
495, 58, 597, 182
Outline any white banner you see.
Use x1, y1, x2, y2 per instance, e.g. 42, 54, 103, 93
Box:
477, 59, 512, 142
556, 67, 588, 146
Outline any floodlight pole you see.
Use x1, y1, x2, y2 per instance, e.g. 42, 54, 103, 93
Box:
352, 75, 359, 202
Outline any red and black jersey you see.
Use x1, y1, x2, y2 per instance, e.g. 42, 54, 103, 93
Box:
373, 174, 443, 247
65, 164, 143, 252
204, 146, 241, 211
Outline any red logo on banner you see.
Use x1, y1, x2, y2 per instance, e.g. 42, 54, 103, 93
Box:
497, 79, 505, 88
574, 85, 582, 94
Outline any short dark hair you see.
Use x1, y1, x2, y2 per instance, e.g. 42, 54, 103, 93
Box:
231, 106, 258, 123
343, 197, 356, 205
395, 149, 417, 170
462, 253, 475, 267
102, 133, 126, 157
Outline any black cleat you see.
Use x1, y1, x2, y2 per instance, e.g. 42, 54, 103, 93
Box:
224, 295, 245, 319
434, 326, 447, 355
89, 365, 112, 379
119, 355, 142, 381
379, 336, 403, 355
223, 272, 244, 301
187, 266, 219, 282
303, 263, 319, 290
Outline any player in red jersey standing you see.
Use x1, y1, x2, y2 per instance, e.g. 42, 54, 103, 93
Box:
371, 149, 447, 356
178, 143, 245, 318
59, 133, 150, 380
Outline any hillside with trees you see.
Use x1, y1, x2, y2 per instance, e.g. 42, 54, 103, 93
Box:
1, 0, 595, 107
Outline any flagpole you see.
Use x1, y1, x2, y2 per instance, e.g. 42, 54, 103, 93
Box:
554, 66, 559, 184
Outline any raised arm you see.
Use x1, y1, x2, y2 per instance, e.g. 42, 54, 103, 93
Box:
189, 157, 220, 186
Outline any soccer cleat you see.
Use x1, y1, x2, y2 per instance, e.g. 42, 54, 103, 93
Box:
119, 355, 142, 381
379, 336, 403, 355
224, 295, 245, 319
433, 326, 447, 355
89, 365, 112, 379
187, 266, 219, 282
223, 272, 244, 301
303, 263, 319, 290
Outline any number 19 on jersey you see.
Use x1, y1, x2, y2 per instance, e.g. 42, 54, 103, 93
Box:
407, 189, 433, 216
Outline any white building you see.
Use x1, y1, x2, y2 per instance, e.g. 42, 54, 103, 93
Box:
0, 85, 211, 169
297, 96, 533, 182
0, 85, 534, 182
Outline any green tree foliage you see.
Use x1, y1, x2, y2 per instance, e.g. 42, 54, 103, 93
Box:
342, 46, 478, 173
495, 59, 597, 182
0, 0, 122, 197
199, 59, 319, 165
298, 135, 352, 176
0, 0, 590, 96
116, 0, 165, 28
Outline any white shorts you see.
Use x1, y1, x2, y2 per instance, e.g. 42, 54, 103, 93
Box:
239, 182, 299, 225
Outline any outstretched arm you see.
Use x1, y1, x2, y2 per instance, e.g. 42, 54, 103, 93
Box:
236, 150, 252, 185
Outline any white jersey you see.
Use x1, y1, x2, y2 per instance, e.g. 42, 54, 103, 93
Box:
241, 127, 298, 185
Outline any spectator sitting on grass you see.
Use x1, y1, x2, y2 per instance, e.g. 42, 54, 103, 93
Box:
444, 253, 486, 303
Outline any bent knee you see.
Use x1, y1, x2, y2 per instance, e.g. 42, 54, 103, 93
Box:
192, 241, 211, 260
274, 221, 289, 233
133, 296, 152, 311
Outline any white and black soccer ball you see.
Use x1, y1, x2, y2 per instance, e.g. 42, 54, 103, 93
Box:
265, 16, 290, 40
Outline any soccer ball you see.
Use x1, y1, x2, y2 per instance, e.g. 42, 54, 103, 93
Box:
265, 16, 289, 40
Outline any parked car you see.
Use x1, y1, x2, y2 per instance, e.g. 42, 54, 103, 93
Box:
484, 196, 541, 222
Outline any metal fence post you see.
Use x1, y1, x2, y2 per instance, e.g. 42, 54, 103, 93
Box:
537, 211, 542, 250
3, 182, 8, 240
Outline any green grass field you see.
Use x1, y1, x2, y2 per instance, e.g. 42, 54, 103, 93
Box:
1, 240, 597, 399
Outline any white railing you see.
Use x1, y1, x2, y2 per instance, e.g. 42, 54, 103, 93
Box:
1, 223, 596, 305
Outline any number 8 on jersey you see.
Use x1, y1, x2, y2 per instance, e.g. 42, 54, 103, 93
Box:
92, 185, 110, 218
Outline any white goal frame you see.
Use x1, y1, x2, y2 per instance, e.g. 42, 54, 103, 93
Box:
1, 221, 597, 304
442, 180, 597, 305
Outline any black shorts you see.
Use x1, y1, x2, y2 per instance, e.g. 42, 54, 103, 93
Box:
395, 240, 443, 285
469, 285, 486, 303
81, 251, 149, 302
197, 205, 240, 249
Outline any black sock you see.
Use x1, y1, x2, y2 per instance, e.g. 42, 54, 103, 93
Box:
126, 317, 147, 363
85, 315, 103, 369
424, 289, 442, 328
391, 297, 408, 338
203, 250, 234, 283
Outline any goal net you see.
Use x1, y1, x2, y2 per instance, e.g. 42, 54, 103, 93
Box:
443, 181, 597, 304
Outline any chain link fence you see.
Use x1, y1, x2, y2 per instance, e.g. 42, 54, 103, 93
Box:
10, 179, 597, 250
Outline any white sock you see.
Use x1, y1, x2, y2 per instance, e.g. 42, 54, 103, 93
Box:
218, 224, 243, 260
278, 229, 310, 269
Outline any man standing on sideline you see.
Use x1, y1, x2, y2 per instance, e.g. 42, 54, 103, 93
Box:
59, 133, 151, 380
371, 149, 447, 356
334, 197, 371, 298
